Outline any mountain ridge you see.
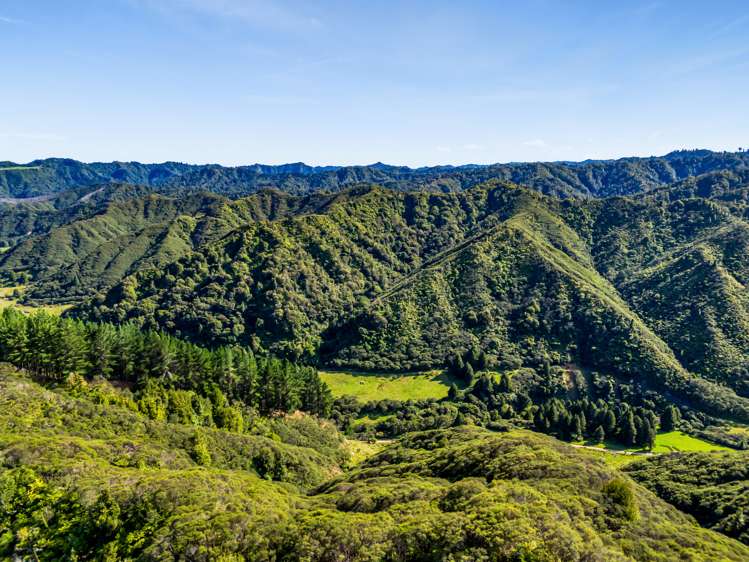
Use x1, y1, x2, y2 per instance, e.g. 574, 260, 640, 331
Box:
3, 149, 748, 199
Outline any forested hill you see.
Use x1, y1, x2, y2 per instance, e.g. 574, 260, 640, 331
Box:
2, 148, 748, 198
6, 153, 749, 427
33, 172, 745, 426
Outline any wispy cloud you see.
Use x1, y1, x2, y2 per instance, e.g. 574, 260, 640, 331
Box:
633, 2, 661, 17
521, 139, 575, 155
136, 0, 322, 32
669, 47, 749, 76
472, 84, 617, 104
710, 14, 749, 38
462, 143, 484, 151
0, 15, 23, 24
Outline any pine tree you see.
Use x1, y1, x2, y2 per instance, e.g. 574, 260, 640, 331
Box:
594, 425, 605, 443
603, 409, 617, 436
661, 405, 681, 431
87, 323, 115, 379
572, 414, 584, 441
620, 411, 637, 446
643, 421, 656, 450
464, 363, 475, 385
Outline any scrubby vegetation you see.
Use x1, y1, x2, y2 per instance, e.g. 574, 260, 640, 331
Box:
1, 365, 746, 561
626, 450, 749, 545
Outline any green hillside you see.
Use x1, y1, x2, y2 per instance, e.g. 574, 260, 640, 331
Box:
3, 149, 749, 198
56, 179, 749, 424
7, 151, 749, 558
2, 364, 746, 561
626, 450, 749, 545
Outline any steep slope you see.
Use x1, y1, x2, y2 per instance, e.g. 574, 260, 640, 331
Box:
621, 238, 749, 393
325, 202, 749, 421
0, 188, 349, 301
626, 450, 749, 545
2, 367, 747, 561
77, 184, 530, 352
69, 183, 749, 422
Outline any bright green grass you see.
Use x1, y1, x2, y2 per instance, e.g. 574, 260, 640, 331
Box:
319, 370, 454, 402
0, 166, 41, 171
594, 431, 732, 454
650, 431, 732, 453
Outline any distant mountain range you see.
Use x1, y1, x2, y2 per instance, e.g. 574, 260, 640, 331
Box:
2, 149, 748, 199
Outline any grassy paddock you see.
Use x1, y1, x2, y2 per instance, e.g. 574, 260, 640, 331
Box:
584, 430, 732, 454
0, 285, 71, 315
650, 430, 732, 453
319, 370, 454, 402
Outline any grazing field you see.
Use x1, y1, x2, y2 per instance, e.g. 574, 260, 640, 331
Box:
650, 430, 733, 453
0, 286, 71, 315
591, 431, 733, 454
319, 370, 454, 402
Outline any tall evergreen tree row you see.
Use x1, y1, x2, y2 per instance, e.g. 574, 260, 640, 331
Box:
0, 308, 331, 417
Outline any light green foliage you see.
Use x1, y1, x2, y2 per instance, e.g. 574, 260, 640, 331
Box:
191, 429, 211, 466
1, 372, 747, 562
651, 431, 732, 453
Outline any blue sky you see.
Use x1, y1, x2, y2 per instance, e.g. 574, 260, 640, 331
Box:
1, 1, 748, 166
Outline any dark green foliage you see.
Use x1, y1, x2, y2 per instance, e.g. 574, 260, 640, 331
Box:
626, 450, 749, 545
594, 425, 605, 443
0, 308, 331, 418
662, 405, 682, 431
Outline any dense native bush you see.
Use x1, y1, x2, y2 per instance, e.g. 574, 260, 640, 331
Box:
626, 450, 749, 545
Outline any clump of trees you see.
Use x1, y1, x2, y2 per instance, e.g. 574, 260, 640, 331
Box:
0, 308, 332, 418
446, 347, 489, 385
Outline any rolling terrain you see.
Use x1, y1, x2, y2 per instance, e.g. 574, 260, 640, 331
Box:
36, 176, 746, 426
4, 149, 749, 559
2, 364, 747, 561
